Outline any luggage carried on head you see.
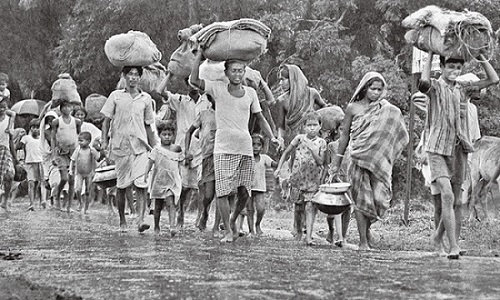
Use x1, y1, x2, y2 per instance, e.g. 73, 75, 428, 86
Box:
51, 73, 81, 104
197, 59, 264, 87
104, 30, 162, 67
190, 18, 271, 62
402, 5, 496, 61
85, 94, 107, 115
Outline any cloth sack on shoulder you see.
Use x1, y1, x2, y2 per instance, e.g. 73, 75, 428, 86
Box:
190, 19, 271, 61
104, 31, 162, 67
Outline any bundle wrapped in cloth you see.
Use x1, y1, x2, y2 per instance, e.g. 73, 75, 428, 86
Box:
85, 94, 107, 115
104, 30, 162, 67
51, 73, 81, 104
116, 62, 168, 93
190, 18, 271, 61
403, 5, 496, 60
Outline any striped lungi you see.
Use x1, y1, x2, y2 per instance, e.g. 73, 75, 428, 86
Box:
214, 153, 254, 198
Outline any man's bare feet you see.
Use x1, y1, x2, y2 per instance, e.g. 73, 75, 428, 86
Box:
432, 235, 447, 256
326, 230, 334, 244
256, 226, 263, 235
220, 232, 234, 243
294, 232, 303, 242
154, 228, 161, 235
119, 223, 128, 232
358, 243, 371, 251
170, 229, 177, 237
306, 239, 316, 246
212, 230, 223, 238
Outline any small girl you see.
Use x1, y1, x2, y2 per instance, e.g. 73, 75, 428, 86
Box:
144, 122, 183, 236
276, 112, 326, 245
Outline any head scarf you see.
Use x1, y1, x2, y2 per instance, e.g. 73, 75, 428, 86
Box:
350, 71, 387, 103
282, 64, 313, 129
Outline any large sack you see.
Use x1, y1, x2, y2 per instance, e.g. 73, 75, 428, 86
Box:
51, 73, 81, 104
116, 62, 167, 93
191, 19, 270, 61
85, 94, 107, 115
316, 106, 345, 134
402, 6, 495, 60
104, 31, 162, 67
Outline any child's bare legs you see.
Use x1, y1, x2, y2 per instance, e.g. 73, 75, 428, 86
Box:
177, 187, 192, 228
305, 201, 317, 245
125, 187, 136, 216
28, 180, 36, 210
246, 196, 255, 235
254, 192, 266, 235
333, 214, 344, 246
326, 215, 334, 243
434, 177, 460, 258
153, 198, 165, 234
294, 203, 304, 241
198, 180, 215, 231
165, 196, 177, 236
82, 177, 93, 214
116, 188, 127, 231
135, 186, 150, 232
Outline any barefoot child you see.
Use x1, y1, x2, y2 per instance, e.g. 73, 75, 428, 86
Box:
51, 100, 81, 212
144, 122, 182, 236
184, 99, 221, 235
20, 119, 45, 210
418, 53, 499, 259
276, 112, 326, 245
247, 134, 277, 235
70, 131, 99, 214
331, 72, 408, 251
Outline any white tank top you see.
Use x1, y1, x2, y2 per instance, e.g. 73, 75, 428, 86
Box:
56, 116, 77, 149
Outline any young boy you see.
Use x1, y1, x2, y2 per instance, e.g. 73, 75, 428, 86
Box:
418, 52, 499, 259
51, 100, 81, 212
20, 119, 45, 210
185, 99, 218, 234
70, 131, 99, 214
0, 73, 11, 107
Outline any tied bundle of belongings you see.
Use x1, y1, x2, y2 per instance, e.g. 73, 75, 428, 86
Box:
85, 93, 107, 115
116, 62, 167, 93
198, 59, 264, 87
190, 18, 271, 62
104, 30, 162, 67
402, 5, 496, 61
51, 73, 81, 104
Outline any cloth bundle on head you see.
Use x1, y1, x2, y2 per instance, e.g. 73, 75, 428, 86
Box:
104, 30, 162, 67
402, 5, 496, 61
51, 73, 81, 104
116, 62, 168, 93
190, 18, 271, 61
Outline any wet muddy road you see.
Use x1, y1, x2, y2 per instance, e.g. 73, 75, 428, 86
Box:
1, 203, 500, 300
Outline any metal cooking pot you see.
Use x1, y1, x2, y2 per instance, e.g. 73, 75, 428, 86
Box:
313, 181, 352, 215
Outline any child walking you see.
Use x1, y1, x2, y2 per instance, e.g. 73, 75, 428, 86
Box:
51, 100, 81, 212
144, 122, 183, 236
70, 131, 99, 214
247, 134, 277, 235
184, 100, 220, 235
418, 53, 498, 258
20, 119, 45, 210
276, 112, 326, 245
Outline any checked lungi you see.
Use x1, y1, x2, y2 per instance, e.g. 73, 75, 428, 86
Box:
214, 153, 254, 198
